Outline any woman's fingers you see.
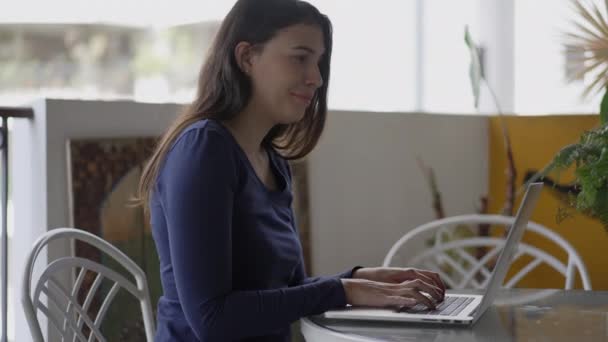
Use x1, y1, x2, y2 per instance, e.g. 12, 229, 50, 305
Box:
426, 271, 446, 292
407, 269, 446, 298
384, 296, 416, 309
411, 271, 441, 294
403, 279, 443, 302
416, 269, 446, 293
384, 278, 442, 302
341, 277, 444, 310
396, 289, 436, 309
381, 282, 437, 309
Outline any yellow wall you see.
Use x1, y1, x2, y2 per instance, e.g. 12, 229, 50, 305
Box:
488, 115, 608, 290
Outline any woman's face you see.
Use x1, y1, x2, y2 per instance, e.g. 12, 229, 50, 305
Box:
245, 23, 325, 125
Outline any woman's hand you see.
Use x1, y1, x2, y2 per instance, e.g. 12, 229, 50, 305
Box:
340, 277, 443, 310
352, 267, 446, 299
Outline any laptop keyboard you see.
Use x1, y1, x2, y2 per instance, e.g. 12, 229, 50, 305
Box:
402, 296, 475, 316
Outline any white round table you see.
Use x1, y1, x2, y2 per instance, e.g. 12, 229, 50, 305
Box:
299, 289, 608, 342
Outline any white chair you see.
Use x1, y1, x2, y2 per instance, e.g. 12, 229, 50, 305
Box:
21, 228, 156, 342
383, 214, 592, 290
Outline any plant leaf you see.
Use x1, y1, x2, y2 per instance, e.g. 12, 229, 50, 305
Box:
601, 86, 608, 125
571, 0, 608, 37
465, 25, 482, 109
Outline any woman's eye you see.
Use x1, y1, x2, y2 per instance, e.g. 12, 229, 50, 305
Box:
293, 55, 308, 63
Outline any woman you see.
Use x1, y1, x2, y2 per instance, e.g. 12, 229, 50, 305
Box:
137, 0, 445, 340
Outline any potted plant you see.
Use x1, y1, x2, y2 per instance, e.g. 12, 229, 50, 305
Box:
528, 0, 608, 230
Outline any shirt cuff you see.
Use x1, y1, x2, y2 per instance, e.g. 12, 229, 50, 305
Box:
339, 265, 365, 279
329, 267, 364, 309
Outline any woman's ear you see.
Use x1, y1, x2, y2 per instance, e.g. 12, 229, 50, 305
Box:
234, 41, 254, 75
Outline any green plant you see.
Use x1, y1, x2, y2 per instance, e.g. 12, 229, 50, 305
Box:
528, 0, 608, 230
535, 124, 608, 228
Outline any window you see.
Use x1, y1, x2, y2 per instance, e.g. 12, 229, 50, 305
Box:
310, 0, 417, 111
422, 0, 481, 113
0, 22, 221, 106
0, 0, 489, 113
514, 0, 601, 114
2, 0, 596, 114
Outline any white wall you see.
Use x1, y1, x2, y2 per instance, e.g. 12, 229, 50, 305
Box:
308, 111, 488, 276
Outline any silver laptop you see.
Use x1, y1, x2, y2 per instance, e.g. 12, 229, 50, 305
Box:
323, 182, 543, 326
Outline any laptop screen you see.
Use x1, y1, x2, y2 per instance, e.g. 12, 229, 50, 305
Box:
473, 182, 543, 320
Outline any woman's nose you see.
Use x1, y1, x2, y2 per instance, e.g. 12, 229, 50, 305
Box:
306, 65, 323, 88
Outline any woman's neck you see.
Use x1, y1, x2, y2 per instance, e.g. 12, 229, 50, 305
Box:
222, 104, 275, 157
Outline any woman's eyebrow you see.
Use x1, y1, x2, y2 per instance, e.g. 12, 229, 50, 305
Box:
292, 45, 325, 56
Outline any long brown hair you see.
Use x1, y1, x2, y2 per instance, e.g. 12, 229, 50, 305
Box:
135, 0, 333, 209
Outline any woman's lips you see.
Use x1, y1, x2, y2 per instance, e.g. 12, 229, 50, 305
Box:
290, 92, 313, 104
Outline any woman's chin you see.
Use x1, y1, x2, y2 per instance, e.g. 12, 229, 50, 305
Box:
277, 110, 307, 125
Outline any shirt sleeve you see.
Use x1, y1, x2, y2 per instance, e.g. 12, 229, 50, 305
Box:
156, 127, 347, 341
289, 261, 363, 286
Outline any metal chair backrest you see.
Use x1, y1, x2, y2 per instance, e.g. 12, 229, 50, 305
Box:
383, 214, 592, 290
21, 228, 155, 342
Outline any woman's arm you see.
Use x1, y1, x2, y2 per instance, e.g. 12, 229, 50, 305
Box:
289, 261, 363, 286
158, 127, 347, 341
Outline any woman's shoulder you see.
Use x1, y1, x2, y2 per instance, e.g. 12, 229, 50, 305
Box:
170, 118, 236, 153
175, 118, 229, 141
160, 118, 244, 182
163, 119, 243, 178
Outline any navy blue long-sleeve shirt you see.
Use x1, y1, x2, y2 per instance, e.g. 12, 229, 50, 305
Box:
149, 119, 357, 341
